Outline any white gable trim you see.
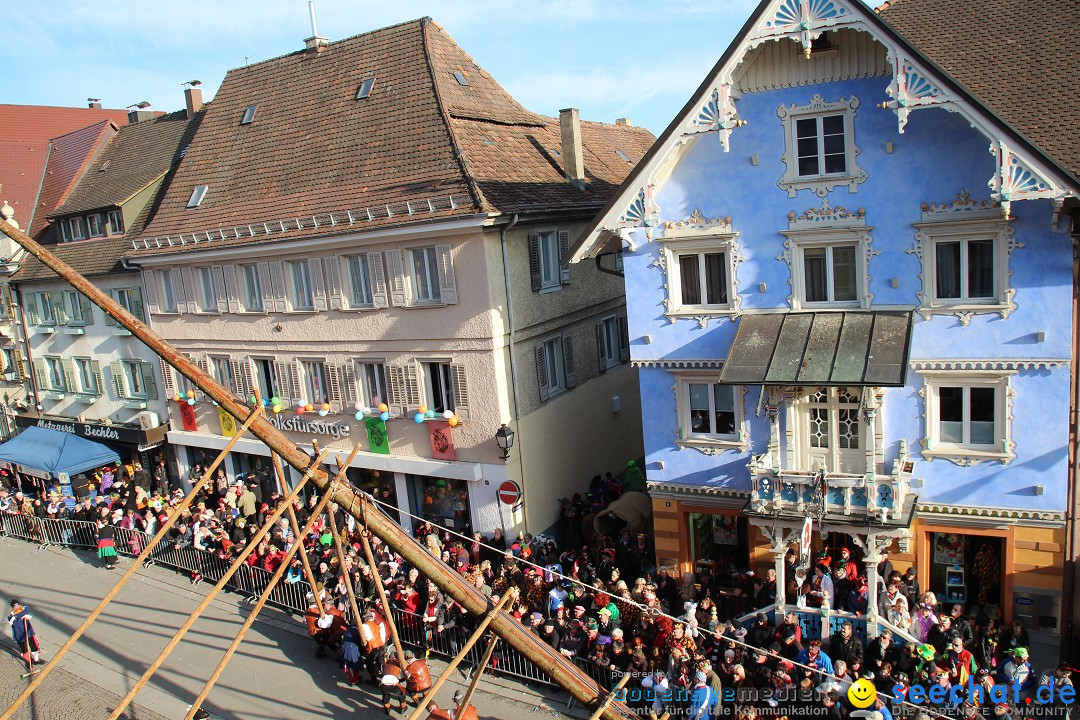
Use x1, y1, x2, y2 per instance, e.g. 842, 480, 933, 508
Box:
569, 0, 1077, 263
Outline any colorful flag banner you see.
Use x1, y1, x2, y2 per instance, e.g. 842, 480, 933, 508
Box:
217, 406, 236, 437
428, 421, 456, 461
365, 417, 390, 455
179, 402, 197, 432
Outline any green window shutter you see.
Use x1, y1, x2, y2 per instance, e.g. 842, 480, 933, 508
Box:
32, 358, 48, 391
558, 230, 571, 285
562, 334, 576, 388
141, 362, 158, 400
25, 294, 41, 325
79, 293, 94, 325
51, 294, 68, 325
104, 290, 117, 326
129, 286, 145, 323
535, 345, 550, 402
110, 361, 127, 398
528, 233, 541, 291
618, 314, 630, 363
90, 360, 104, 396
61, 358, 77, 393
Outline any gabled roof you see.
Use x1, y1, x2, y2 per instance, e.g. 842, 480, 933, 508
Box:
0, 104, 131, 232
35, 121, 117, 233
876, 0, 1080, 180
129, 18, 652, 256
50, 109, 203, 218
567, 0, 1080, 263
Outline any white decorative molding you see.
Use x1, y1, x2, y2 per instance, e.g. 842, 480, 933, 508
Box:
916, 503, 1065, 526
748, 0, 854, 59
685, 85, 747, 152
907, 197, 1021, 323
777, 95, 867, 198
911, 359, 1070, 372
916, 371, 1016, 467
617, 186, 659, 230
631, 358, 725, 370
661, 209, 734, 235
671, 374, 750, 455
733, 28, 889, 94
787, 199, 866, 229
990, 140, 1070, 220
653, 209, 744, 327
647, 480, 751, 500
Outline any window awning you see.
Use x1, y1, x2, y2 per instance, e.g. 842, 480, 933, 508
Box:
718, 311, 913, 387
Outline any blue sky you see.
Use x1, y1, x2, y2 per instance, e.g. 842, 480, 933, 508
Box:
3, 0, 780, 136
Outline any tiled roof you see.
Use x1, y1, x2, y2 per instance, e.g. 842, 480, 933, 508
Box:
0, 141, 46, 234
35, 121, 116, 234
877, 0, 1080, 181
15, 236, 134, 282
51, 109, 202, 217
0, 104, 130, 142
130, 18, 653, 256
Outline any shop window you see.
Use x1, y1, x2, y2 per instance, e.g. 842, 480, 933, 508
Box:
409, 475, 471, 535
347, 467, 399, 525
688, 513, 750, 579
928, 533, 1002, 617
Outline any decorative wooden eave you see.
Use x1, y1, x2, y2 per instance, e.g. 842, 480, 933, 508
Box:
566, 0, 1079, 264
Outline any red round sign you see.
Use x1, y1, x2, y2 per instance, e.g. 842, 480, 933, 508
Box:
498, 480, 521, 505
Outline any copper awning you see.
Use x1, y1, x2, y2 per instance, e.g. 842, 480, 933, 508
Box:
719, 311, 913, 386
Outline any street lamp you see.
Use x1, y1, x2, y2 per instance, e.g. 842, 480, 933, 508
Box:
494, 424, 515, 460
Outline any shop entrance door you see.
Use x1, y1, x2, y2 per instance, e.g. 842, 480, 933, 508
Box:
407, 475, 472, 537
929, 532, 1002, 618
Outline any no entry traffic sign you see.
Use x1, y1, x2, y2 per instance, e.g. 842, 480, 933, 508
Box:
498, 480, 521, 506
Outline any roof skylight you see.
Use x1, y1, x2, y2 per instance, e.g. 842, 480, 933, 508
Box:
453, 71, 469, 86
240, 105, 258, 125
187, 185, 208, 208
356, 78, 376, 100
615, 148, 631, 163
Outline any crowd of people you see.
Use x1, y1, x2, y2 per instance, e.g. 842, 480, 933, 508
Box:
1, 464, 1075, 719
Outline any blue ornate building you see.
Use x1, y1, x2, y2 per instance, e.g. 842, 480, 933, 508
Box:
570, 0, 1080, 643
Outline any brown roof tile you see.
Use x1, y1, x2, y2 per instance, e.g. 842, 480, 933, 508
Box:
878, 0, 1080, 181
35, 121, 116, 233
15, 236, 134, 282
129, 18, 654, 257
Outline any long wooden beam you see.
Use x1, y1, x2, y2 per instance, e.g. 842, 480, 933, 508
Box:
271, 452, 324, 615
0, 218, 626, 720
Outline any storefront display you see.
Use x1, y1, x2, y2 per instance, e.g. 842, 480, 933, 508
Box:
688, 512, 749, 573
409, 475, 471, 535
344, 467, 399, 524
929, 532, 1002, 615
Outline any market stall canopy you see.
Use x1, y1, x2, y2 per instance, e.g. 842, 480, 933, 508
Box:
0, 426, 120, 478
718, 311, 913, 387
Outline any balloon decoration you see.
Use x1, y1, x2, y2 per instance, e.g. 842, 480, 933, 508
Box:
442, 410, 454, 419
379, 411, 390, 421
273, 404, 283, 413
417, 404, 428, 415
270, 396, 281, 407
377, 403, 389, 413
354, 401, 363, 411
250, 395, 258, 405
448, 415, 460, 427
354, 411, 364, 421
414, 412, 426, 424
174, 394, 182, 402
187, 398, 196, 406
304, 403, 314, 412
297, 405, 306, 415
425, 409, 436, 419
186, 390, 196, 399
321, 403, 331, 412
318, 409, 329, 417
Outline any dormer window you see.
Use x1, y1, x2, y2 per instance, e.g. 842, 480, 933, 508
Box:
87, 213, 105, 238
108, 209, 124, 235
356, 78, 376, 100
240, 105, 258, 125
67, 216, 87, 241
187, 185, 208, 208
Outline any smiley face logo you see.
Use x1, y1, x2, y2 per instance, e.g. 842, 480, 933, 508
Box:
848, 678, 877, 709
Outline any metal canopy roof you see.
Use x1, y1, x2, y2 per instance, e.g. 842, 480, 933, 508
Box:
719, 311, 913, 387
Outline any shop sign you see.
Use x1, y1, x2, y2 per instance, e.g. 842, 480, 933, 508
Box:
15, 415, 150, 445
268, 414, 351, 439
16, 464, 51, 480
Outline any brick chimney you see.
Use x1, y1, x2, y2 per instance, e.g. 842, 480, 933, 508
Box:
87, 99, 102, 110
304, 0, 328, 54
185, 86, 203, 119
615, 118, 631, 126
559, 108, 585, 186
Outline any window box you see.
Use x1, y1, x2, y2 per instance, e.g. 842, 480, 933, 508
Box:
777, 95, 867, 198
917, 369, 1014, 466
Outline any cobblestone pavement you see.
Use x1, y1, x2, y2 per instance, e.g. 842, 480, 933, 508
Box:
0, 649, 171, 720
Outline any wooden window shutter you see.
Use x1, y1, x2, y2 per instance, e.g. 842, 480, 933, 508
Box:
25, 294, 41, 325
141, 362, 159, 400
403, 363, 421, 410
13, 347, 27, 381
196, 357, 211, 376
222, 265, 241, 313
311, 260, 328, 311
324, 257, 343, 311
562, 334, 577, 388
90, 360, 104, 396
340, 362, 357, 403
160, 358, 176, 397
326, 363, 343, 408
181, 267, 198, 314
143, 270, 160, 316
51, 295, 68, 325
169, 269, 186, 314
272, 361, 292, 404
618, 314, 630, 363
61, 358, 77, 393
369, 252, 389, 309
558, 230, 571, 285
110, 361, 127, 398
435, 244, 457, 305
268, 262, 287, 313
129, 286, 146, 323
288, 362, 302, 404
596, 321, 608, 374
535, 345, 550, 402
384, 249, 407, 307
257, 262, 273, 312
385, 364, 405, 416
78, 293, 94, 325
103, 290, 117, 326
528, 233, 541, 291
211, 266, 228, 313
230, 358, 252, 398
449, 362, 470, 419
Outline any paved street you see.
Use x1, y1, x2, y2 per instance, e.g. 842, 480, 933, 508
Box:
0, 539, 581, 720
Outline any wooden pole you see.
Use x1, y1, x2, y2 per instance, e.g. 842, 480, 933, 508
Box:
0, 218, 627, 720
327, 503, 363, 629
587, 673, 632, 720
455, 633, 499, 717
18, 618, 38, 679
183, 488, 337, 720
0, 406, 262, 720
272, 452, 324, 615
405, 590, 516, 720
105, 449, 330, 720
360, 529, 405, 663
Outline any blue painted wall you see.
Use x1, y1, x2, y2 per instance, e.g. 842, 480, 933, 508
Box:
627, 74, 1072, 512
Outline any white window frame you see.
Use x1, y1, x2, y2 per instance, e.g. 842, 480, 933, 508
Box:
123, 360, 146, 398
910, 213, 1017, 324
193, 267, 217, 313
66, 291, 86, 325
421, 361, 455, 414
211, 356, 234, 392
356, 360, 387, 407
68, 216, 87, 241
674, 371, 747, 454
658, 217, 741, 323
343, 254, 374, 309
107, 209, 125, 235
36, 292, 57, 326
59, 220, 71, 242
300, 359, 328, 405
237, 263, 264, 313
777, 95, 866, 198
74, 358, 98, 395
86, 213, 105, 238
159, 270, 178, 313
538, 337, 566, 400
780, 226, 874, 310
0, 348, 15, 379
598, 315, 620, 372
918, 370, 1014, 466
537, 230, 562, 291
407, 246, 442, 305
790, 387, 866, 473
287, 260, 315, 311
45, 356, 66, 392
